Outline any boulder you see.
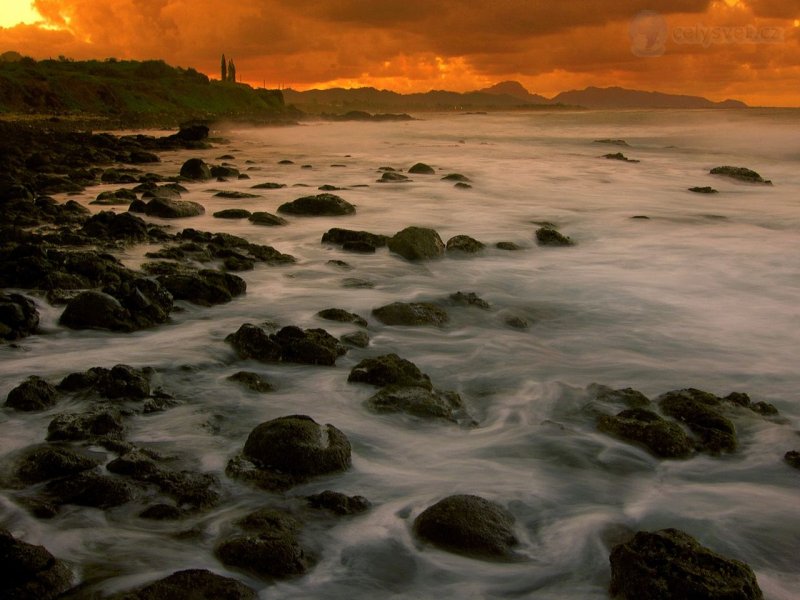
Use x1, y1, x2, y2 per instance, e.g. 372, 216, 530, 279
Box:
446, 235, 485, 254
109, 569, 256, 600
225, 323, 283, 362
441, 173, 471, 182
0, 529, 73, 600
277, 194, 355, 216
317, 308, 368, 327
179, 158, 212, 180
535, 227, 574, 246
0, 292, 39, 340
307, 490, 371, 515
14, 445, 100, 484
90, 189, 138, 205
144, 197, 205, 218
321, 228, 389, 248
82, 211, 149, 242
408, 162, 435, 175
210, 166, 240, 179
59, 280, 172, 332
138, 504, 182, 520
387, 227, 445, 260
341, 331, 370, 348
604, 152, 640, 163
597, 409, 694, 459
251, 182, 286, 189
272, 326, 347, 366
46, 409, 124, 442
658, 389, 737, 454
45, 471, 135, 509
157, 270, 246, 306
377, 171, 410, 183
592, 385, 651, 408
689, 186, 719, 194
348, 354, 432, 389
710, 166, 771, 184
496, 241, 522, 251
372, 302, 449, 327
367, 385, 466, 422
129, 150, 160, 164
227, 371, 273, 393
449, 291, 489, 309
609, 529, 763, 600
248, 211, 288, 226
213, 209, 252, 219
414, 495, 518, 560
5, 376, 58, 411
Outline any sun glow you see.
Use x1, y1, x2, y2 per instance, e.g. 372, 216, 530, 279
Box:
0, 1, 42, 28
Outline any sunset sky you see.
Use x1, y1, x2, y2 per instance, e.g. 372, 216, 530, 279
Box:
1, 1, 798, 106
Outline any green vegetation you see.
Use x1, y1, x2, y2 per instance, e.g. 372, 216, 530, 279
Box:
0, 56, 287, 126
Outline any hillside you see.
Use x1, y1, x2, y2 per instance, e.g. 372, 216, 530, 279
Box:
551, 86, 747, 109
0, 56, 289, 127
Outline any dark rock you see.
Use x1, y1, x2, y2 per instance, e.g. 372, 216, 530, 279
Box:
317, 308, 367, 327
273, 326, 346, 366
249, 211, 288, 226
593, 385, 651, 408
750, 401, 779, 416
372, 302, 449, 327
210, 166, 240, 179
408, 162, 435, 175
110, 568, 257, 599
144, 197, 205, 218
5, 376, 58, 411
318, 184, 342, 191
90, 189, 138, 205
604, 152, 640, 163
594, 139, 629, 146
251, 182, 286, 189
158, 270, 246, 306
214, 209, 252, 219
96, 364, 152, 399
495, 241, 522, 250
226, 323, 283, 362
228, 371, 273, 393
214, 191, 258, 199
377, 171, 410, 183
128, 198, 147, 213
46, 471, 134, 508
598, 408, 694, 458
278, 160, 295, 165
129, 150, 160, 164
46, 409, 124, 441
609, 528, 763, 600
0, 292, 39, 340
689, 186, 719, 194
505, 316, 529, 329
59, 283, 171, 332
348, 354, 432, 389
784, 451, 800, 469
446, 235, 485, 254
15, 445, 100, 484
454, 182, 472, 189
387, 227, 445, 260
535, 227, 574, 247
277, 194, 355, 216
307, 490, 371, 515
449, 291, 490, 309
441, 173, 471, 182
342, 241, 376, 253
658, 389, 737, 454
710, 166, 771, 184
179, 158, 212, 180
138, 504, 182, 520
82, 211, 149, 242
367, 385, 466, 421
341, 331, 370, 348
414, 495, 518, 560
170, 125, 209, 143
321, 228, 389, 248
0, 529, 73, 600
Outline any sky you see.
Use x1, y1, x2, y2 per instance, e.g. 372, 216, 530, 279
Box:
0, 0, 798, 106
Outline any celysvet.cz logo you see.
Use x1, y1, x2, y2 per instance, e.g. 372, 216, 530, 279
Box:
630, 10, 786, 57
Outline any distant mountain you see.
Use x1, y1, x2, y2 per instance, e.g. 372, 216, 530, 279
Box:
478, 81, 549, 103
551, 86, 747, 109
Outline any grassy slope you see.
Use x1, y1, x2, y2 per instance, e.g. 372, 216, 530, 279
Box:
0, 58, 287, 126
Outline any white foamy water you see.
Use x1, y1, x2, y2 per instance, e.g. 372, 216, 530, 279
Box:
2, 110, 799, 598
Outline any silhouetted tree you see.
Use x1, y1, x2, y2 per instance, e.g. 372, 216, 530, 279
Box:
228, 58, 236, 82
221, 54, 227, 81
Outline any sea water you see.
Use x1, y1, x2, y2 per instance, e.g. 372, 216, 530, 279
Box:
1, 109, 799, 598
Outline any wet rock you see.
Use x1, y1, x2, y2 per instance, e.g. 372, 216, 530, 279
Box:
408, 162, 435, 175
597, 408, 694, 459
341, 331, 369, 348
609, 528, 763, 600
372, 302, 449, 327
277, 194, 355, 216
592, 385, 651, 408
5, 376, 58, 411
144, 197, 205, 219
273, 326, 347, 366
157, 270, 246, 306
454, 182, 472, 189
367, 385, 467, 422
449, 291, 490, 309
211, 166, 241, 179
504, 315, 529, 329
226, 323, 283, 362
278, 159, 294, 165
138, 503, 182, 520
179, 158, 212, 180
82, 211, 149, 242
387, 226, 445, 260
658, 388, 737, 454
251, 182, 287, 189
216, 509, 311, 580
14, 445, 100, 484
90, 188, 138, 205
377, 171, 410, 183
214, 191, 258, 199
110, 568, 257, 600
594, 139, 629, 146
495, 241, 522, 251
348, 354, 432, 389
0, 292, 39, 340
307, 490, 371, 515
441, 173, 471, 182
689, 186, 719, 194
228, 415, 350, 491
46, 471, 135, 508
321, 228, 389, 248
446, 235, 485, 254
603, 152, 640, 163
213, 209, 252, 219
129, 150, 160, 164
784, 451, 800, 469
248, 211, 288, 226
414, 494, 518, 560
0, 529, 73, 600
535, 227, 574, 247
46, 408, 124, 442
59, 280, 172, 332
227, 371, 273, 393
317, 308, 367, 327
710, 166, 771, 184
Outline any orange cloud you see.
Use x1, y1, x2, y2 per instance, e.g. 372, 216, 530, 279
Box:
0, 0, 796, 106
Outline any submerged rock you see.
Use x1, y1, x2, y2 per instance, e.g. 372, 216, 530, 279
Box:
348, 353, 432, 390
58, 364, 152, 400
449, 291, 490, 309
248, 211, 288, 226
226, 323, 283, 362
277, 194, 355, 216
387, 226, 445, 260
710, 166, 771, 184
535, 227, 574, 247
45, 471, 135, 509
495, 241, 523, 251
372, 302, 448, 327
5, 376, 58, 411
603, 152, 640, 163
340, 331, 370, 348
214, 191, 258, 199
46, 408, 124, 442
0, 292, 39, 340
367, 385, 466, 422
317, 308, 368, 327
144, 197, 205, 219
689, 186, 719, 194
109, 569, 257, 600
251, 182, 287, 189
321, 228, 389, 248
14, 445, 100, 484
784, 450, 800, 469
227, 371, 273, 393
658, 388, 737, 454
377, 171, 410, 183
272, 326, 347, 366
609, 528, 763, 600
597, 408, 694, 459
414, 494, 518, 560
446, 235, 485, 254
307, 490, 371, 515
441, 173, 471, 182
157, 269, 246, 306
213, 209, 252, 219
0, 529, 73, 600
